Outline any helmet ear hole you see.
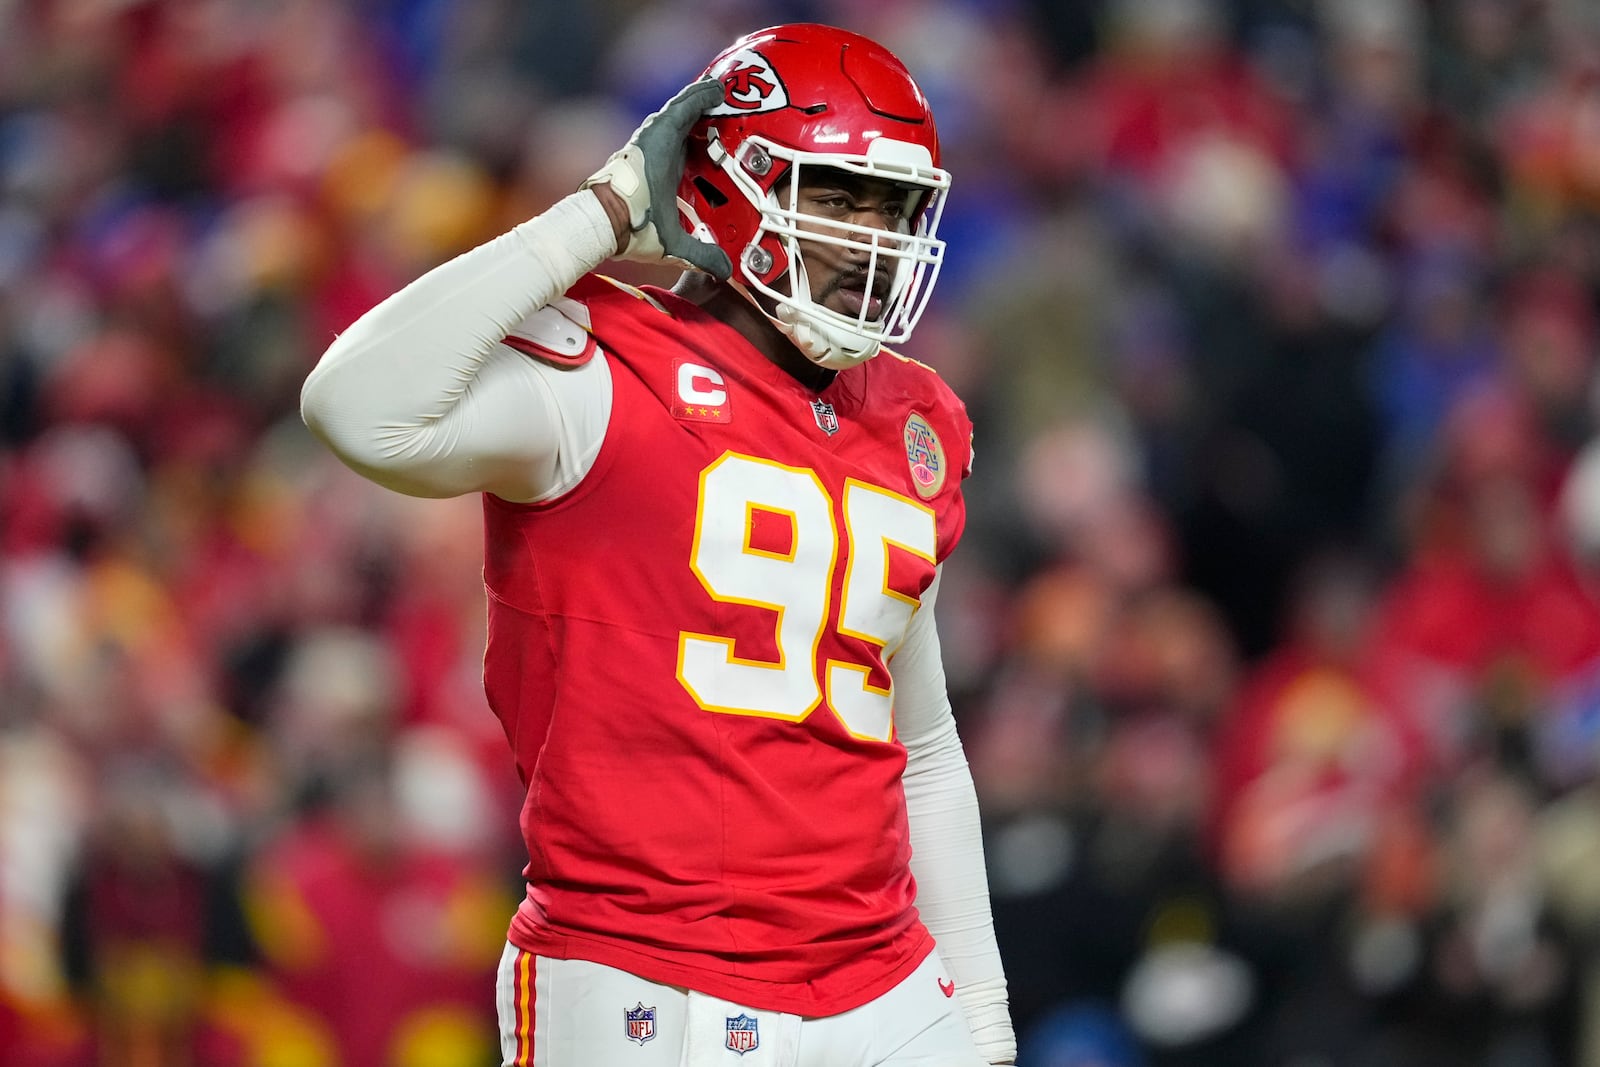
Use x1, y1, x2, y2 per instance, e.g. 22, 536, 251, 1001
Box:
692, 176, 729, 208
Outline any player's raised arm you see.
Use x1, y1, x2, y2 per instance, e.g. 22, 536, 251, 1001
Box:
299, 81, 728, 503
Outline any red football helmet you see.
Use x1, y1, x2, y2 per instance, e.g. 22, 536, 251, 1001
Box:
679, 24, 950, 369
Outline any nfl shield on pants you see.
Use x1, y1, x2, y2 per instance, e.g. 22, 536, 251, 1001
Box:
495, 945, 984, 1066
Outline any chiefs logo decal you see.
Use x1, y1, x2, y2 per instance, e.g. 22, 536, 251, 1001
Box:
708, 49, 788, 115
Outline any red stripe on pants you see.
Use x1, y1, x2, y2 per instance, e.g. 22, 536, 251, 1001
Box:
514, 949, 536, 1064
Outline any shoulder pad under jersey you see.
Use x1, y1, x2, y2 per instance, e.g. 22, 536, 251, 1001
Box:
501, 297, 597, 367
881, 346, 938, 374
590, 275, 671, 313
880, 346, 976, 482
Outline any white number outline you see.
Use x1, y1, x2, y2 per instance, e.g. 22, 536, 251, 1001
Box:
676, 453, 938, 742
830, 479, 938, 741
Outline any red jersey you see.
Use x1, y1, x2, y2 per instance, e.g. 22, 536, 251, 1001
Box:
483, 275, 973, 1017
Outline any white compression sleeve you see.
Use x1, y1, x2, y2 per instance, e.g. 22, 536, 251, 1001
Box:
300, 191, 617, 502
894, 572, 1016, 1065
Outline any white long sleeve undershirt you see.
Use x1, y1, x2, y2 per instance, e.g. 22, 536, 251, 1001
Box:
299, 189, 1013, 1062
894, 573, 1016, 1064
301, 191, 618, 503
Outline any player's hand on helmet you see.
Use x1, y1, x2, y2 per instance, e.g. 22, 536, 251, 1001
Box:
582, 79, 733, 280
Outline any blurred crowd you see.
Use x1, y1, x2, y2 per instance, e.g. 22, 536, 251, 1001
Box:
5, 0, 1600, 1064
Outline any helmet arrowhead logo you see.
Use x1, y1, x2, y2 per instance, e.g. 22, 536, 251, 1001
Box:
722, 65, 775, 108
708, 49, 787, 115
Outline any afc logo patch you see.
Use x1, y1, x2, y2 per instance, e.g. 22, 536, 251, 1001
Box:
674, 360, 732, 423
624, 1002, 656, 1045
725, 1013, 759, 1055
903, 411, 946, 498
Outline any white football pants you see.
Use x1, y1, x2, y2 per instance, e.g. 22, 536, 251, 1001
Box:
495, 943, 985, 1066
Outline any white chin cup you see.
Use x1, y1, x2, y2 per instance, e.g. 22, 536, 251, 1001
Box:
774, 302, 880, 370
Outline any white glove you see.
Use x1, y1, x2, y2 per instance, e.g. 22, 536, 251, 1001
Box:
582, 79, 732, 279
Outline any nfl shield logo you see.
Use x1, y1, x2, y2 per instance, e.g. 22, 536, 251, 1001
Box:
725, 1013, 759, 1055
624, 1002, 656, 1045
809, 398, 839, 436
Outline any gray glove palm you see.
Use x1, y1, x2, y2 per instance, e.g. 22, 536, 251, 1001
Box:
583, 79, 733, 280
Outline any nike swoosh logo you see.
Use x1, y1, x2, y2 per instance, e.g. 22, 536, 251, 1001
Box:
938, 978, 955, 998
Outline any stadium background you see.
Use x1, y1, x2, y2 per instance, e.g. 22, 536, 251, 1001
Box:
5, 0, 1600, 1064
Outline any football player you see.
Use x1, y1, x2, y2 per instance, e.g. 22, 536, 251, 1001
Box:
301, 23, 1015, 1067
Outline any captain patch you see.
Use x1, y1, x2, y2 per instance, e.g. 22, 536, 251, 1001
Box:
674, 360, 732, 423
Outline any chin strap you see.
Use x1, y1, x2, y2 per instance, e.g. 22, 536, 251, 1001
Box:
772, 302, 867, 368
761, 297, 880, 370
